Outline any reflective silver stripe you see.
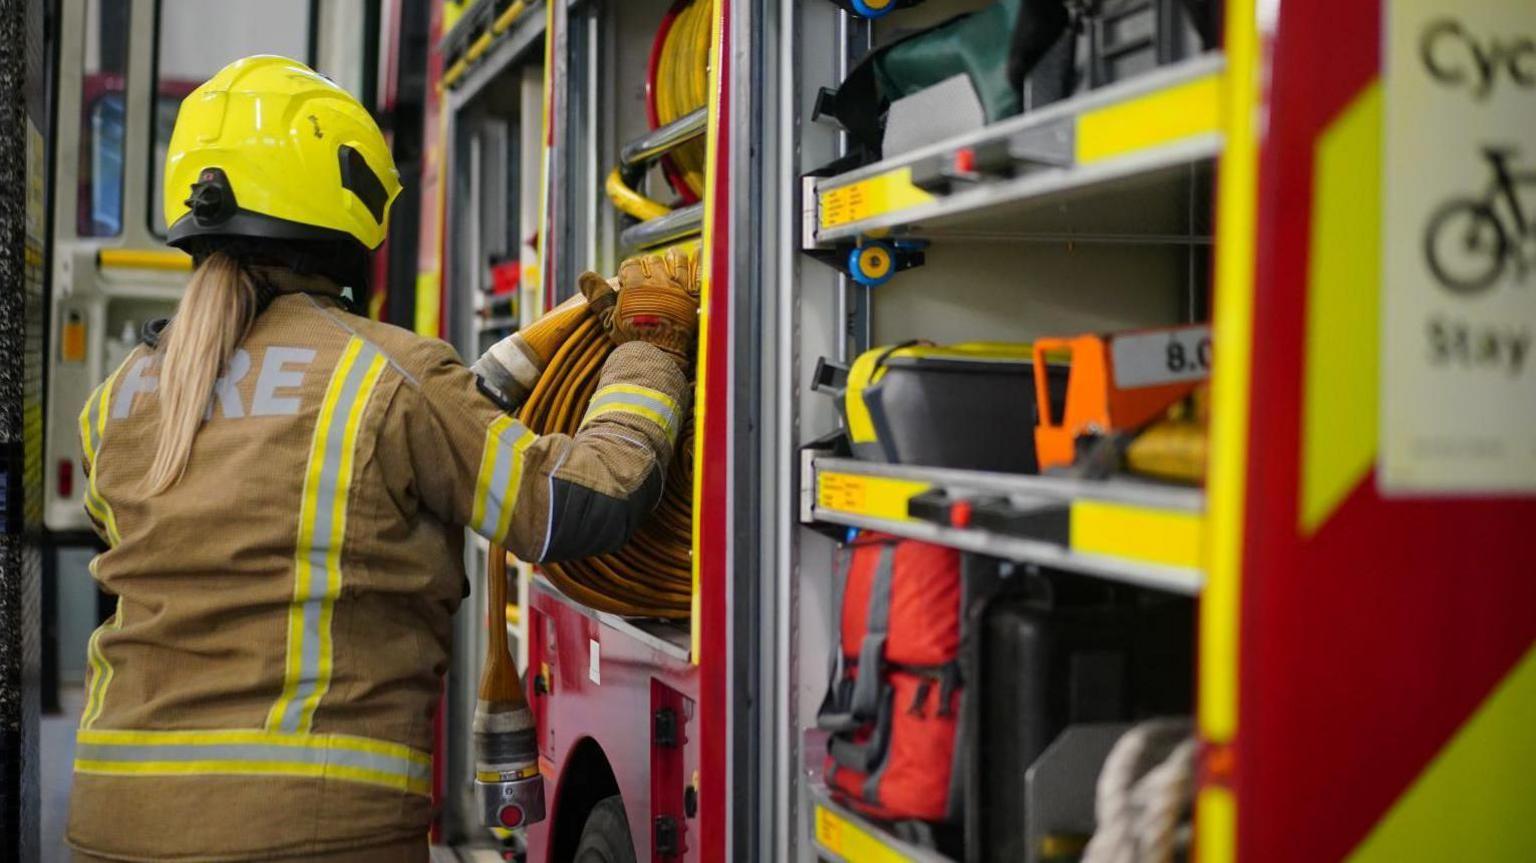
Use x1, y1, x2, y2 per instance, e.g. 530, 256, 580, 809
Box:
473, 417, 537, 543
269, 338, 388, 734
74, 732, 430, 795
581, 387, 680, 439
287, 342, 377, 730
481, 422, 520, 536
74, 742, 427, 780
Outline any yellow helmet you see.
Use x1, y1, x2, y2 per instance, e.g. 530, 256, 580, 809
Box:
163, 55, 401, 255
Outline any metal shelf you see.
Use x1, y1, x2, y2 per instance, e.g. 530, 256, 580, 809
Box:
809, 780, 956, 863
806, 54, 1224, 246
802, 455, 1204, 596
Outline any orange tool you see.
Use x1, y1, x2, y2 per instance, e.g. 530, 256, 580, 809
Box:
1032, 325, 1211, 472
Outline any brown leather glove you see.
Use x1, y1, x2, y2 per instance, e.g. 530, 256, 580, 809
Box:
578, 249, 699, 367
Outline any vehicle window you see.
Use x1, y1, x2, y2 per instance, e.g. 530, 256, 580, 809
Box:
78, 0, 130, 236
151, 0, 312, 235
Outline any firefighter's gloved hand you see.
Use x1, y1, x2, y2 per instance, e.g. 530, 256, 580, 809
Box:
578, 249, 699, 369
472, 293, 592, 403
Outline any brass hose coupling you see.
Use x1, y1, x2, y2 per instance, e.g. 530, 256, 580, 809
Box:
473, 706, 545, 830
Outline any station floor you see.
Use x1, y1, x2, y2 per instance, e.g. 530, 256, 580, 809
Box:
39, 691, 79, 863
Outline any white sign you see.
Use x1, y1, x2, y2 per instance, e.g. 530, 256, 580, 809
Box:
1380, 0, 1536, 494
588, 639, 601, 685
1111, 325, 1212, 389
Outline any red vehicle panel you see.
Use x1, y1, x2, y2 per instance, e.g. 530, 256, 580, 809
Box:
522, 1, 735, 860
525, 583, 702, 862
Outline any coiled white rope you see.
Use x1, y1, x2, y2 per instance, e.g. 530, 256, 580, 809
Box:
1082, 718, 1197, 863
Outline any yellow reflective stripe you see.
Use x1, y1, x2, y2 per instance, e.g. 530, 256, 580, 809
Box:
582, 401, 677, 439
1200, 0, 1261, 751
77, 727, 430, 762
297, 349, 387, 731
81, 365, 126, 545
472, 415, 515, 531
268, 338, 386, 733
77, 392, 94, 466
88, 476, 121, 546
73, 760, 430, 795
81, 628, 106, 727
1196, 786, 1237, 863
1075, 71, 1222, 164
1347, 645, 1536, 861
592, 383, 680, 414
75, 727, 431, 796
94, 365, 114, 440
80, 597, 122, 729
471, 416, 539, 544
1069, 500, 1203, 569
82, 486, 108, 525
1299, 84, 1381, 534
494, 430, 537, 544
582, 383, 682, 440
269, 341, 359, 731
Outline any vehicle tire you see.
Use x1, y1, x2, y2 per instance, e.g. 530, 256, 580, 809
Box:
574, 795, 637, 863
1424, 200, 1507, 296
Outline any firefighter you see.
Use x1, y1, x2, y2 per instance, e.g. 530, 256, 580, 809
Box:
66, 55, 695, 862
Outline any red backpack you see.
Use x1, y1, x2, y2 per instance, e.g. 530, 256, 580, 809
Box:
817, 533, 965, 822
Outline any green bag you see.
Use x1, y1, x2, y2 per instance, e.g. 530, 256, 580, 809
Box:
816, 0, 1070, 158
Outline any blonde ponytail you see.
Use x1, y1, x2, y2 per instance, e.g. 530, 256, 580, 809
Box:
144, 252, 260, 494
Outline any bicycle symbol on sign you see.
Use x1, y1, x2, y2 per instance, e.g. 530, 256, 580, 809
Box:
1423, 147, 1536, 296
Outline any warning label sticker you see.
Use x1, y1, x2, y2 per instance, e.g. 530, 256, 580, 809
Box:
816, 472, 931, 522
818, 169, 934, 231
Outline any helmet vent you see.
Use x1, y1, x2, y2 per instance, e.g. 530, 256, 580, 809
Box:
338, 145, 388, 224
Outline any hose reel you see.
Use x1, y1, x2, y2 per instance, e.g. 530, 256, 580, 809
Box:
520, 313, 695, 619
605, 0, 712, 244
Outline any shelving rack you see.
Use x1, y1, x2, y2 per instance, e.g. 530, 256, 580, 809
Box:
803, 455, 1204, 595
784, 3, 1221, 862
781, 1, 1536, 862
806, 54, 1222, 246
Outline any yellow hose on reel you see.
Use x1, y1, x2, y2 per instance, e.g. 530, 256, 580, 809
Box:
650, 0, 711, 200
604, 0, 713, 220
605, 168, 673, 222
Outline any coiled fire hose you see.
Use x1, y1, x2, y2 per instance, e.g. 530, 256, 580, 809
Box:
605, 0, 712, 220
472, 268, 698, 832
517, 306, 696, 620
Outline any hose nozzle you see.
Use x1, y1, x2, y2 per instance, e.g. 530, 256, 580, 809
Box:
474, 704, 545, 830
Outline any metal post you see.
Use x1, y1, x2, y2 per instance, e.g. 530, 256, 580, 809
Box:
1, 0, 54, 858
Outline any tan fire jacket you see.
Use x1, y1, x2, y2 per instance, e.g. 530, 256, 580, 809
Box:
66, 285, 688, 861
